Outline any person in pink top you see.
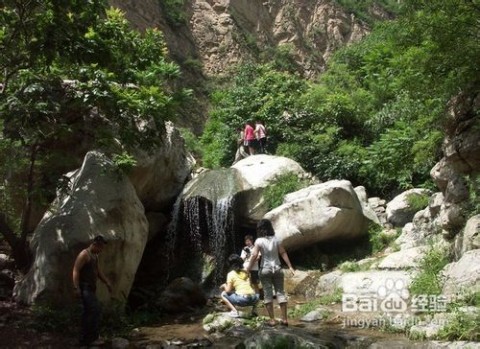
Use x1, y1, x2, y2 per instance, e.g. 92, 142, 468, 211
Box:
243, 121, 256, 155
254, 120, 267, 154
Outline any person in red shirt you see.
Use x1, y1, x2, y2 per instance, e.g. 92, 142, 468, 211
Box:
244, 121, 256, 155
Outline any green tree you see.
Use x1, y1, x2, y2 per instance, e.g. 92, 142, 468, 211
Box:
0, 1, 190, 272
200, 63, 307, 168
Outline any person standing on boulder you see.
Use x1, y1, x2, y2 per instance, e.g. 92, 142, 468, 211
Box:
233, 126, 249, 164
243, 121, 256, 155
254, 120, 267, 154
72, 235, 112, 347
247, 219, 295, 327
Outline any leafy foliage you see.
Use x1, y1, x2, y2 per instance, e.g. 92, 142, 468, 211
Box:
31, 304, 80, 334
333, 0, 401, 25
409, 245, 450, 296
465, 174, 480, 218
0, 1, 189, 270
405, 192, 430, 212
438, 311, 480, 341
160, 0, 188, 27
368, 224, 398, 254
200, 63, 308, 168
201, 0, 480, 199
263, 173, 310, 210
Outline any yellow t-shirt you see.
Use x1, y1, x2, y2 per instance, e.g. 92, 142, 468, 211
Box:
226, 270, 255, 295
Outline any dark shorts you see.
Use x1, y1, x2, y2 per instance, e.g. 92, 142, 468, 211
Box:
250, 270, 259, 285
244, 140, 257, 147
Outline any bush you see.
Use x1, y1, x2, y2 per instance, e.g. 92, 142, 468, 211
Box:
465, 174, 480, 218
409, 246, 450, 296
160, 0, 188, 26
263, 173, 309, 210
368, 224, 397, 254
438, 311, 480, 341
405, 192, 430, 212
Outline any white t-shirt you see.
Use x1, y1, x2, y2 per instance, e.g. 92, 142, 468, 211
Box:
254, 236, 281, 269
241, 246, 259, 271
255, 124, 266, 139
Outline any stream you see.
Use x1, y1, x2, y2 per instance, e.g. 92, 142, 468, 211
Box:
125, 295, 457, 349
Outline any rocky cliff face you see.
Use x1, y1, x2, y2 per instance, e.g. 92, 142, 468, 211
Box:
430, 91, 480, 234
109, 0, 375, 79
108, 0, 383, 131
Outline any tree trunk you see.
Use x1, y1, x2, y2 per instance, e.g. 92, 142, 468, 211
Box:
0, 213, 33, 274
11, 239, 33, 274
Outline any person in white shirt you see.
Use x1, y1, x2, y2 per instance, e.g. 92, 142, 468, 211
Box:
246, 219, 295, 327
254, 120, 267, 154
240, 235, 260, 294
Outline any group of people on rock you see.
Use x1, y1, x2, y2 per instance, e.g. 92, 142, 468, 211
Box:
219, 219, 295, 327
233, 120, 268, 164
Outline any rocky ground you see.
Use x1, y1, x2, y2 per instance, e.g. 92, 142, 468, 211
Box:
0, 300, 75, 348
0, 298, 231, 348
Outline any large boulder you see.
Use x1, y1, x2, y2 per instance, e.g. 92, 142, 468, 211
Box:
354, 186, 380, 225
377, 247, 427, 270
458, 215, 480, 255
386, 189, 432, 227
340, 270, 413, 307
442, 249, 480, 298
231, 155, 311, 222
156, 277, 207, 313
265, 180, 373, 251
14, 151, 148, 306
129, 121, 196, 212
430, 96, 480, 234
164, 155, 311, 286
181, 154, 310, 224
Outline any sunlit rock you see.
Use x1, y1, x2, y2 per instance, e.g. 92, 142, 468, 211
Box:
266, 180, 373, 251
14, 151, 148, 307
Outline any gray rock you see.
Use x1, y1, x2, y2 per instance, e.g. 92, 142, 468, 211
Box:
14, 151, 148, 306
386, 189, 432, 227
442, 249, 480, 298
267, 180, 372, 251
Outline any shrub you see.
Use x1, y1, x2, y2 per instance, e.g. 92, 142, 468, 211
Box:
405, 192, 430, 212
339, 260, 361, 272
160, 0, 188, 26
368, 224, 397, 254
437, 311, 480, 341
409, 246, 450, 296
179, 127, 203, 161
263, 173, 309, 210
465, 174, 480, 218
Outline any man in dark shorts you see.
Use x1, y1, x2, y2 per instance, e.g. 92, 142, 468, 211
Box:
72, 235, 112, 346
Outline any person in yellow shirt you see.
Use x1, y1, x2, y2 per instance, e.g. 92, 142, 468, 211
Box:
219, 254, 259, 318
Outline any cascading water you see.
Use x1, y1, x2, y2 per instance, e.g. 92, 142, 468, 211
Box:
207, 196, 235, 285
165, 168, 241, 287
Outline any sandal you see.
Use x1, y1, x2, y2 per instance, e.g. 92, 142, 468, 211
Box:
266, 319, 277, 327
279, 320, 289, 326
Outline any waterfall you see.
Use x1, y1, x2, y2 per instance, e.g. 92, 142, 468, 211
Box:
208, 196, 235, 285
165, 168, 239, 286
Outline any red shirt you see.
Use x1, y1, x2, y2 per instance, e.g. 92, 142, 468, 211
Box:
244, 124, 255, 141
